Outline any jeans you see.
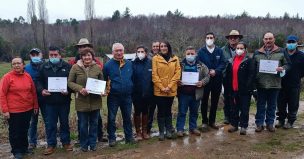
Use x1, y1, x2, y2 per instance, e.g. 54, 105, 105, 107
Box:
28, 99, 46, 145
255, 88, 279, 126
277, 87, 300, 125
107, 94, 133, 142
8, 110, 32, 154
201, 77, 222, 125
176, 94, 200, 131
45, 102, 71, 147
77, 110, 99, 149
230, 91, 251, 128
97, 112, 104, 139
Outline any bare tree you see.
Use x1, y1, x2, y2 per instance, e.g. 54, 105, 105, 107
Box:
38, 0, 48, 52
27, 0, 38, 46
85, 0, 95, 44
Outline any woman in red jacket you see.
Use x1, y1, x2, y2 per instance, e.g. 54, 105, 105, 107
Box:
0, 57, 38, 159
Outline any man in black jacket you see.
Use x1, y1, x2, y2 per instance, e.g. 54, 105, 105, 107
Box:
276, 35, 304, 129
37, 46, 72, 155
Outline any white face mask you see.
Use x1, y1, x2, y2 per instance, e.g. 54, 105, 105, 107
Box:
236, 49, 244, 56
137, 53, 146, 60
206, 39, 214, 46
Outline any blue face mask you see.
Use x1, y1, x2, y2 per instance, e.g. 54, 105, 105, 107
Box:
49, 58, 60, 64
287, 43, 297, 51
186, 55, 196, 63
31, 57, 42, 63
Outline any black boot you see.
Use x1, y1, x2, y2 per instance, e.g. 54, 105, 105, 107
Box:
165, 117, 175, 139
158, 117, 165, 141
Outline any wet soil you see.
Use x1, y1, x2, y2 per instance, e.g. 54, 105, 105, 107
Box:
1, 102, 304, 159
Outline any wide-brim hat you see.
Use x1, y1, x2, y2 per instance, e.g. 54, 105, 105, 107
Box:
75, 38, 93, 47
225, 30, 243, 39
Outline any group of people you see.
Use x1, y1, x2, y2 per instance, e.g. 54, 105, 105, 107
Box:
0, 30, 304, 159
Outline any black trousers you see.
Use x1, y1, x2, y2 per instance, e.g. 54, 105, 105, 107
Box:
8, 110, 32, 154
133, 97, 150, 116
147, 96, 157, 131
277, 87, 300, 125
201, 77, 222, 125
230, 91, 251, 128
155, 96, 174, 119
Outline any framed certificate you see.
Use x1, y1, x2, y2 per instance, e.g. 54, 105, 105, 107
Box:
85, 78, 106, 95
48, 77, 67, 92
181, 72, 199, 85
259, 60, 279, 74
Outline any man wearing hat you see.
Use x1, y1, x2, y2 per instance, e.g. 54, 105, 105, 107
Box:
70, 38, 107, 143
25, 48, 46, 151
222, 30, 243, 125
276, 35, 304, 129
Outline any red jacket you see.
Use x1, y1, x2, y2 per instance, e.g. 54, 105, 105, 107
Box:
0, 71, 38, 113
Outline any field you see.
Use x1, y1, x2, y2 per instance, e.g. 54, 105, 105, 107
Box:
1, 60, 304, 159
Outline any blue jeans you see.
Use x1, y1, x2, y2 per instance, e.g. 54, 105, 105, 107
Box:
77, 110, 99, 149
176, 94, 200, 132
107, 94, 133, 143
45, 102, 71, 147
255, 88, 279, 126
28, 100, 46, 145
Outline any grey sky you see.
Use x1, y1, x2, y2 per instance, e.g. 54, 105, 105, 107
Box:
0, 0, 303, 23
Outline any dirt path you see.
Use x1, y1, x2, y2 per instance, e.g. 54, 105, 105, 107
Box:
1, 102, 304, 159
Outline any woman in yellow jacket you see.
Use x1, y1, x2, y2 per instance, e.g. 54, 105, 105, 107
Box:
152, 41, 181, 141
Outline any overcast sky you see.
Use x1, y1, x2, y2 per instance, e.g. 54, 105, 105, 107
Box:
0, 0, 303, 23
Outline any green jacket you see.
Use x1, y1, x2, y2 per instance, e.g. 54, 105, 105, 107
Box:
253, 45, 290, 89
68, 60, 103, 112
222, 44, 236, 78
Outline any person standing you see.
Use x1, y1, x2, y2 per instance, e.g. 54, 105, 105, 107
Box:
222, 30, 243, 124
132, 46, 153, 140
37, 46, 73, 155
68, 48, 103, 151
25, 48, 46, 150
103, 43, 135, 147
198, 32, 226, 131
226, 42, 254, 135
69, 38, 107, 142
0, 57, 38, 159
152, 41, 181, 140
176, 46, 209, 137
276, 35, 304, 129
147, 41, 159, 135
253, 32, 290, 132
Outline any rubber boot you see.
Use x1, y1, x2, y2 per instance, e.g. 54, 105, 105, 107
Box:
165, 116, 173, 139
142, 115, 150, 139
158, 117, 165, 141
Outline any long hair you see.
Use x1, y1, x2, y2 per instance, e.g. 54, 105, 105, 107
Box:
159, 41, 173, 57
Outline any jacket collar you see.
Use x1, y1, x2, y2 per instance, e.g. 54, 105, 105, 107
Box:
156, 54, 178, 63
258, 44, 280, 54
76, 59, 96, 68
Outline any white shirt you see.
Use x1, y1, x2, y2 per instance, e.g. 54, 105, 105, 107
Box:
207, 46, 215, 53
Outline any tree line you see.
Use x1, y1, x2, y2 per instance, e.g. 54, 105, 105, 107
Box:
0, 1, 303, 62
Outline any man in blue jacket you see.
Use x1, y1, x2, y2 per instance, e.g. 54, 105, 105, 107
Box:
198, 32, 226, 131
103, 43, 135, 147
25, 48, 46, 150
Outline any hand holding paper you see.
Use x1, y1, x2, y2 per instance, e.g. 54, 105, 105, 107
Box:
85, 78, 106, 95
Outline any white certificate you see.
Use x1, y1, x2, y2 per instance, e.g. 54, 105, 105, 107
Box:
48, 77, 67, 92
259, 60, 279, 74
85, 78, 106, 95
181, 72, 199, 85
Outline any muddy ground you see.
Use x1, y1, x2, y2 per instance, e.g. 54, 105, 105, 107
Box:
1, 102, 304, 159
